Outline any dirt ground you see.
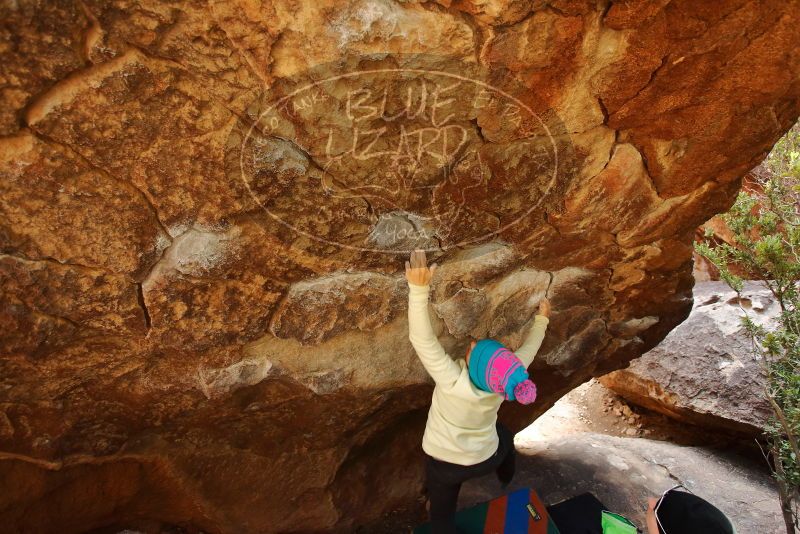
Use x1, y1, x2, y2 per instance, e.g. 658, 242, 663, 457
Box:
358, 379, 765, 533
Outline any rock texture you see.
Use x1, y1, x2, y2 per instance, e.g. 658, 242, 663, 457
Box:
1, 0, 799, 532
497, 433, 782, 533
601, 281, 778, 435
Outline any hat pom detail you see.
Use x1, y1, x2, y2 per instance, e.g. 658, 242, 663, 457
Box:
514, 380, 537, 405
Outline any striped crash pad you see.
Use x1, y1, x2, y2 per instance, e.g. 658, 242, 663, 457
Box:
413, 487, 561, 534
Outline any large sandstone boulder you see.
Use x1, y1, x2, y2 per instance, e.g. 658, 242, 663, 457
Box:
601, 281, 778, 436
1, 1, 799, 532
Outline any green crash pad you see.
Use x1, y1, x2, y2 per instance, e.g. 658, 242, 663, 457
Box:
413, 487, 561, 534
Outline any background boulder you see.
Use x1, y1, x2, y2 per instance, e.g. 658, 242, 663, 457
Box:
601, 281, 778, 435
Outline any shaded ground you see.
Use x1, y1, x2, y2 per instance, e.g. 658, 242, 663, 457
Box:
359, 379, 777, 533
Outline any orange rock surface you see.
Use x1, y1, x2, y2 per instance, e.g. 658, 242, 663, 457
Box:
1, 0, 798, 531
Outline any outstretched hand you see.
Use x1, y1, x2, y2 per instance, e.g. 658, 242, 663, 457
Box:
405, 249, 438, 286
538, 297, 551, 318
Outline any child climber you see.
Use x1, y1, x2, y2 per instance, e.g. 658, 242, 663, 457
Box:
405, 249, 551, 534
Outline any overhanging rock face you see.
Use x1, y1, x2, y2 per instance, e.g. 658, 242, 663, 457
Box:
1, 1, 799, 532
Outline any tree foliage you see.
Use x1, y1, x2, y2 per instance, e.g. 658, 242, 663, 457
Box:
694, 121, 799, 533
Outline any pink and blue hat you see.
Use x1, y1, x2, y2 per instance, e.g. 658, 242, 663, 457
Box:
468, 339, 537, 404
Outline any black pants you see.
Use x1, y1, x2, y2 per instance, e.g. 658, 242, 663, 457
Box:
424, 422, 516, 534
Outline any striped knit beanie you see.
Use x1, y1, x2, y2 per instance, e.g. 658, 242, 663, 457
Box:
467, 339, 537, 404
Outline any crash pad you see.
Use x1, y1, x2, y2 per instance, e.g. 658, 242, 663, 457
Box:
545, 492, 608, 534
413, 487, 561, 534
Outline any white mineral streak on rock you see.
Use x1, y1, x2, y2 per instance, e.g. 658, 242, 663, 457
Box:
330, 0, 426, 49
142, 224, 242, 291
251, 136, 309, 174
612, 316, 660, 338
196, 356, 274, 400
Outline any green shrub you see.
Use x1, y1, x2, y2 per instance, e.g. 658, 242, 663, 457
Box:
695, 121, 799, 533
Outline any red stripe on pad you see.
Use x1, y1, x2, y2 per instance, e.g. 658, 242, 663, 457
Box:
483, 492, 508, 534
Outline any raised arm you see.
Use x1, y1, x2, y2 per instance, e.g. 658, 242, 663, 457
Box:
515, 297, 551, 368
406, 250, 461, 386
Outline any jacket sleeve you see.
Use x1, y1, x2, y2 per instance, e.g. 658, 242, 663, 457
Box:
515, 315, 550, 368
408, 282, 462, 386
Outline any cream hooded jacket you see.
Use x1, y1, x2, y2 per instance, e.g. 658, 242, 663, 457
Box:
407, 281, 549, 466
